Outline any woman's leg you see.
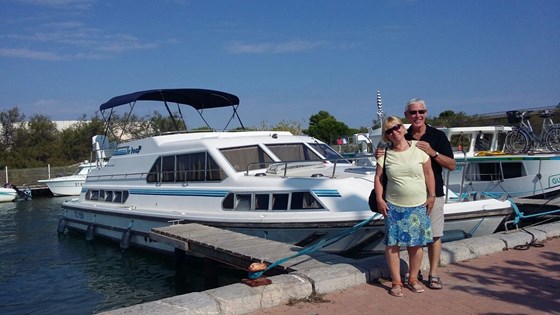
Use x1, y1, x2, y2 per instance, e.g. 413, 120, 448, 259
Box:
406, 246, 425, 292
386, 245, 404, 296
386, 245, 401, 283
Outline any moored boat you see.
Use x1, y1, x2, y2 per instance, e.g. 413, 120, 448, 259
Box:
59, 88, 513, 255
0, 187, 17, 202
38, 152, 108, 197
441, 126, 560, 198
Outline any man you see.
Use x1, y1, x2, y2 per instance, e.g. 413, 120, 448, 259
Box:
377, 98, 456, 289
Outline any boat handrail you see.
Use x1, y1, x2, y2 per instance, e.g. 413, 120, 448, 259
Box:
245, 157, 358, 178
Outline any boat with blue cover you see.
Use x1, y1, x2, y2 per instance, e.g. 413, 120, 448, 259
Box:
59, 88, 513, 255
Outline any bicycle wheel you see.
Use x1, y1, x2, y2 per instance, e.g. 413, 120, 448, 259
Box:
504, 130, 530, 153
545, 127, 560, 152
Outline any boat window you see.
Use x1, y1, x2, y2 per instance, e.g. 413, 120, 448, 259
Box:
148, 152, 226, 183
162, 156, 176, 182
206, 154, 225, 180
272, 193, 289, 210
220, 145, 274, 172
85, 189, 128, 203
501, 162, 524, 179
147, 157, 162, 182
450, 134, 471, 152
222, 191, 324, 211
465, 162, 524, 181
308, 143, 350, 163
177, 152, 205, 181
255, 194, 270, 210
291, 192, 323, 209
105, 190, 113, 202
474, 134, 492, 151
90, 190, 99, 201
266, 143, 320, 161
235, 194, 252, 210
222, 193, 234, 209
114, 191, 123, 203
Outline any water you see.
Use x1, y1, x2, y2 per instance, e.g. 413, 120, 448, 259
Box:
0, 197, 245, 315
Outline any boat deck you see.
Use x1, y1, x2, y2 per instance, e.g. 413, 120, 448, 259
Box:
150, 223, 353, 275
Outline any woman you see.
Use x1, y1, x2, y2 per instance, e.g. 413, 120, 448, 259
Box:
374, 116, 436, 297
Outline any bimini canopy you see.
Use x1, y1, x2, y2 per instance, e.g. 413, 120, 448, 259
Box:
100, 88, 240, 111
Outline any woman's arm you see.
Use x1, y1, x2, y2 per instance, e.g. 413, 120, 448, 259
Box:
423, 159, 436, 214
374, 163, 388, 216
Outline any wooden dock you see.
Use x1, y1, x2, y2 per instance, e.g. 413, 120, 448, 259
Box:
150, 224, 353, 275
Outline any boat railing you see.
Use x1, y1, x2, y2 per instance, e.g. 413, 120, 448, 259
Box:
245, 156, 367, 178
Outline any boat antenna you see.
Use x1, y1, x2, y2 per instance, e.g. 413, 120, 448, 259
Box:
376, 90, 384, 124
376, 90, 388, 149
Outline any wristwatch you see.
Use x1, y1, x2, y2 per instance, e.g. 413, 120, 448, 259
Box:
432, 152, 439, 159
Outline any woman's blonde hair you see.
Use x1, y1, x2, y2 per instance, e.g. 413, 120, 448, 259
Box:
382, 116, 405, 143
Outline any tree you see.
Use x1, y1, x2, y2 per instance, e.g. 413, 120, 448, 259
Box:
0, 106, 25, 152
304, 111, 350, 144
59, 116, 105, 164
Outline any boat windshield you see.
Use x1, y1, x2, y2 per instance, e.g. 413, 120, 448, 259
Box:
308, 143, 350, 164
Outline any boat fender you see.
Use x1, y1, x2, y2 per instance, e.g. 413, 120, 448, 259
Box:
86, 223, 95, 241
57, 218, 67, 234
441, 230, 471, 243
120, 227, 133, 250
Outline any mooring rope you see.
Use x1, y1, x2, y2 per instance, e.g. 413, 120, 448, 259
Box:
248, 212, 383, 279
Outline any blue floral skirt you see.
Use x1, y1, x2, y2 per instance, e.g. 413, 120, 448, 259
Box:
384, 202, 433, 247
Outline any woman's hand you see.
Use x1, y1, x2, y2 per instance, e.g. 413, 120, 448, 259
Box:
425, 196, 435, 214
378, 199, 388, 217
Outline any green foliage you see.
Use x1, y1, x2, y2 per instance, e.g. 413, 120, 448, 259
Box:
304, 110, 350, 144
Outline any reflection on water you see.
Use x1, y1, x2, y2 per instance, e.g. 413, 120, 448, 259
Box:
0, 197, 244, 315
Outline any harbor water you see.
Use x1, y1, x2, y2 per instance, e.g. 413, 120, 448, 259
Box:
0, 197, 245, 315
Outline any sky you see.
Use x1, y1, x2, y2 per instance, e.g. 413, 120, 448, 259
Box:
1, 0, 559, 129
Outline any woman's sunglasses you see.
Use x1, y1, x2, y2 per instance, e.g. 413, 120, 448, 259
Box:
385, 124, 402, 135
408, 109, 427, 115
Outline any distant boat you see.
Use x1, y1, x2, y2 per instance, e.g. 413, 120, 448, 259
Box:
0, 187, 17, 202
441, 125, 560, 198
38, 136, 110, 197
0, 184, 32, 202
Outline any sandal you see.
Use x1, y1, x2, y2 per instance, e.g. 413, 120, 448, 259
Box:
389, 282, 404, 297
407, 279, 425, 293
428, 275, 443, 289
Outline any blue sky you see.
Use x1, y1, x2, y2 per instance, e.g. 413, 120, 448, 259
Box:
1, 0, 559, 129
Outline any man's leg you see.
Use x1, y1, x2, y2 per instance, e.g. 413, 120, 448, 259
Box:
428, 197, 444, 289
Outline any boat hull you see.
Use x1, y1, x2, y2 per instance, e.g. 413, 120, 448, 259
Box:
38, 177, 85, 196
0, 188, 17, 202
61, 199, 512, 255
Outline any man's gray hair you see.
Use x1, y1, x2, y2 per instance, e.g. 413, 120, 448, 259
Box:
405, 98, 426, 111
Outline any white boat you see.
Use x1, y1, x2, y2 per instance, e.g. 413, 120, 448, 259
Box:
0, 184, 32, 202
38, 151, 108, 197
0, 187, 17, 202
441, 126, 560, 198
59, 89, 514, 255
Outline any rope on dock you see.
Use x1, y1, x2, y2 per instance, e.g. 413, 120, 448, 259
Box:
248, 213, 383, 279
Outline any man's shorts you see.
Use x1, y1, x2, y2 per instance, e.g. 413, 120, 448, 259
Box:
430, 197, 445, 238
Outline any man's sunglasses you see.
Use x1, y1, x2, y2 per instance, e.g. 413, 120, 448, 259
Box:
408, 110, 427, 115
385, 124, 402, 135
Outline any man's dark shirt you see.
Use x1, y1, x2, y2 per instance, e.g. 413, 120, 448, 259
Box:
405, 124, 454, 197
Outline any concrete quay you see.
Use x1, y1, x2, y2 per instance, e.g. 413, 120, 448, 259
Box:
99, 221, 560, 315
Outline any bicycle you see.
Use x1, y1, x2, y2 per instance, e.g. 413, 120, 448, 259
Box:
504, 110, 560, 153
